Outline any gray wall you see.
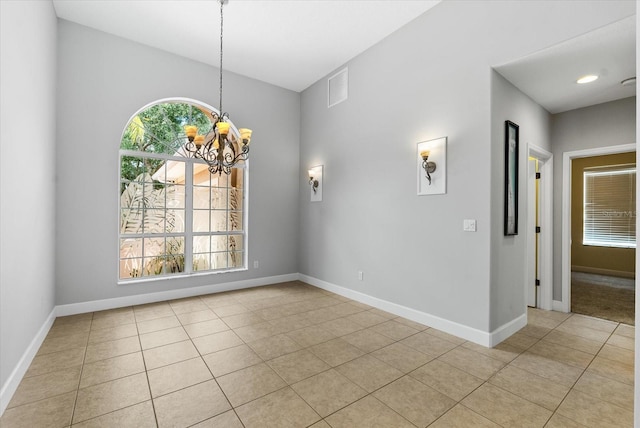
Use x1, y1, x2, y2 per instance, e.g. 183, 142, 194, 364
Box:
551, 96, 637, 301
298, 0, 633, 334
55, 20, 300, 305
0, 1, 58, 390
490, 72, 551, 330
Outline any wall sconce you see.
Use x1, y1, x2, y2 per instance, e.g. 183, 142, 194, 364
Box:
420, 150, 437, 185
308, 165, 323, 202
417, 137, 447, 196
308, 169, 319, 193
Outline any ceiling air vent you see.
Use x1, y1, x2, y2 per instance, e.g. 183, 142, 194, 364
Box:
328, 68, 348, 108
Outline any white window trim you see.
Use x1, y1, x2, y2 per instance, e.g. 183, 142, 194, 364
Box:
117, 99, 249, 284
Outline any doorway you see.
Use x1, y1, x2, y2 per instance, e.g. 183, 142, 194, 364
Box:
561, 144, 636, 320
526, 144, 553, 310
568, 152, 636, 324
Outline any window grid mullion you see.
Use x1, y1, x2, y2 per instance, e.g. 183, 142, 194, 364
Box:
184, 159, 194, 274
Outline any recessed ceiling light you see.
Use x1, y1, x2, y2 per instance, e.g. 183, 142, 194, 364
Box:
577, 75, 598, 84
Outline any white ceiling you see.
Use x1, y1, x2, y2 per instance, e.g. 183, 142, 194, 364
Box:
52, 0, 441, 92
51, 1, 636, 110
495, 16, 636, 114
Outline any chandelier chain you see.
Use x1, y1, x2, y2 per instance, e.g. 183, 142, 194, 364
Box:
219, 0, 224, 116
182, 0, 251, 176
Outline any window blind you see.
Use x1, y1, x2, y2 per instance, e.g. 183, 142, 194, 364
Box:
583, 165, 636, 248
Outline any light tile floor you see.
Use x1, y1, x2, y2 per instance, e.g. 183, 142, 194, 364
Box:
1, 281, 634, 427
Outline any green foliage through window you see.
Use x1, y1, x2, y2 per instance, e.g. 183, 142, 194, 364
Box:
120, 102, 213, 188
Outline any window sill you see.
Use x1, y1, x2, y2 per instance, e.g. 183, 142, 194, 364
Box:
582, 242, 636, 249
117, 267, 248, 285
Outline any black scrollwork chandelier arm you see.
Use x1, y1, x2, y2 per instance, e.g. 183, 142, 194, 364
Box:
183, 113, 250, 176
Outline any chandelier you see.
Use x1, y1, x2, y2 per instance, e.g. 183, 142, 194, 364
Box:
184, 0, 252, 175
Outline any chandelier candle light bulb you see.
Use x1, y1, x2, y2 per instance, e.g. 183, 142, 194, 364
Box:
216, 121, 230, 135
239, 128, 252, 145
185, 125, 198, 141
194, 135, 205, 147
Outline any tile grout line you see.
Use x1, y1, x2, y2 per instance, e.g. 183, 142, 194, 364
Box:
188, 294, 248, 428
198, 295, 410, 426
556, 320, 634, 406
69, 307, 155, 426
420, 339, 507, 427
461, 313, 569, 426
132, 306, 161, 428
220, 297, 334, 426
514, 313, 581, 426
244, 314, 456, 425
310, 323, 477, 425
67, 311, 93, 426
543, 314, 614, 426
514, 313, 634, 426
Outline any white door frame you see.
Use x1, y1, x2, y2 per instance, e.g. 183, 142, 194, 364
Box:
526, 157, 538, 307
527, 144, 553, 310
560, 143, 636, 312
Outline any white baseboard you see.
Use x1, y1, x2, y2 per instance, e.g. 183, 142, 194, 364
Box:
488, 313, 527, 347
56, 273, 299, 316
0, 307, 56, 416
300, 274, 521, 347
571, 265, 635, 279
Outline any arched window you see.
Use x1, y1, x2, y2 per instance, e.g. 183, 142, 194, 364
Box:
119, 99, 246, 280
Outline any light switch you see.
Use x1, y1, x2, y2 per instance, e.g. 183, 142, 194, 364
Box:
463, 219, 477, 232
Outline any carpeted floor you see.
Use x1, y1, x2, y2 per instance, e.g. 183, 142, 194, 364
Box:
571, 272, 635, 325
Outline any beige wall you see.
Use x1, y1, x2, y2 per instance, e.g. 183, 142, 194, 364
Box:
571, 152, 636, 277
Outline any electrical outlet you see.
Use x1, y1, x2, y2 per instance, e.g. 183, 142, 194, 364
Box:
253, 260, 259, 269
358, 271, 364, 281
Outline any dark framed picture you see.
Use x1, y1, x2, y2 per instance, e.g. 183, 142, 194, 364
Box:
504, 120, 519, 235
